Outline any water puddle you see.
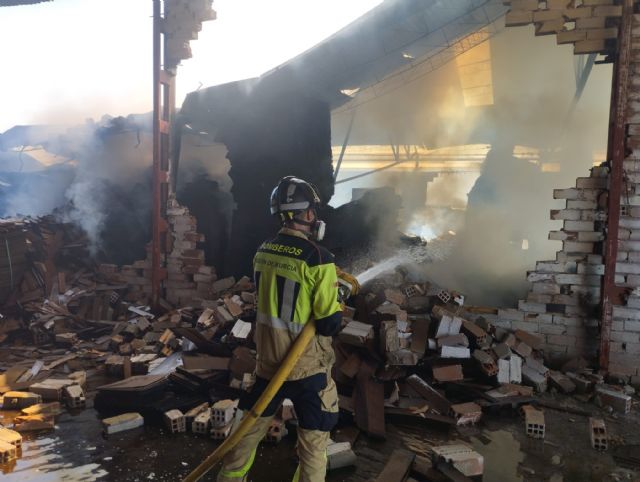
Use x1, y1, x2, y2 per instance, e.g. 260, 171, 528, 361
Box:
471, 430, 524, 482
0, 410, 108, 481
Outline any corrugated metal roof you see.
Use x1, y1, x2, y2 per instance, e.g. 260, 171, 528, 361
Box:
182, 0, 507, 126
0, 0, 52, 6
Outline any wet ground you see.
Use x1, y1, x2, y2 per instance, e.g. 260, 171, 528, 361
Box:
1, 392, 640, 481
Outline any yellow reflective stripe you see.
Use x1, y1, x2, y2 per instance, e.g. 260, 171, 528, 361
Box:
220, 448, 257, 479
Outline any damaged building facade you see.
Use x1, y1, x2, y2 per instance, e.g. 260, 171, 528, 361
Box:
3, 0, 640, 481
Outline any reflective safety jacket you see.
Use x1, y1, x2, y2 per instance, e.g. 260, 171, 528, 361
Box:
253, 227, 343, 381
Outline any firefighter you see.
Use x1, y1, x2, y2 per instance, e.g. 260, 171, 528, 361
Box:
218, 176, 345, 482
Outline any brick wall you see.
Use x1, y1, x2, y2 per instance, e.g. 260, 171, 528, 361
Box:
99, 196, 239, 308
504, 0, 622, 55
495, 166, 608, 364
498, 1, 640, 380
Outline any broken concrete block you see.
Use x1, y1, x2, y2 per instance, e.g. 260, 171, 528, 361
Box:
233, 276, 252, 291
433, 365, 464, 382
102, 412, 144, 435
135, 317, 151, 332
212, 276, 235, 294
498, 359, 510, 385
2, 391, 42, 410
431, 444, 484, 477
384, 288, 406, 306
436, 289, 452, 304
68, 371, 87, 388
402, 284, 424, 298
241, 291, 255, 304
224, 297, 244, 318
462, 320, 487, 345
192, 411, 212, 434
435, 314, 463, 339
21, 402, 62, 416
566, 372, 592, 393
278, 399, 296, 422
210, 422, 233, 440
510, 356, 522, 384
450, 402, 482, 426
440, 346, 470, 358
474, 316, 493, 334
489, 383, 533, 398
0, 440, 17, 463
13, 414, 55, 432
514, 341, 532, 358
503, 333, 517, 348
338, 321, 374, 346
375, 303, 408, 321
196, 308, 215, 328
595, 386, 631, 414
63, 384, 86, 409
522, 365, 547, 392
164, 409, 186, 433
211, 399, 237, 428
0, 427, 22, 451
214, 306, 235, 324
473, 350, 498, 376
184, 402, 210, 430
265, 418, 288, 443
523, 406, 545, 439
515, 329, 543, 350
327, 441, 357, 471
230, 319, 252, 340
590, 418, 608, 451
525, 357, 549, 378
548, 370, 576, 394
387, 349, 419, 366
380, 320, 399, 353
437, 334, 469, 347
493, 342, 512, 359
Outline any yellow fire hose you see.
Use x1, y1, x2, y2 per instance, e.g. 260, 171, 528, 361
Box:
182, 320, 317, 482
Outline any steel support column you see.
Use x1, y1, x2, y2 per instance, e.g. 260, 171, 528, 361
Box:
151, 0, 172, 309
600, 0, 634, 371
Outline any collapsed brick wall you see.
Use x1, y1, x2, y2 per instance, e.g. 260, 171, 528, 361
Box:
496, 168, 608, 363
99, 197, 244, 308
505, 0, 622, 54
497, 1, 640, 380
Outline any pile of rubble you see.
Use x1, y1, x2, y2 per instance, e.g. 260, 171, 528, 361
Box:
330, 266, 634, 459
0, 212, 637, 480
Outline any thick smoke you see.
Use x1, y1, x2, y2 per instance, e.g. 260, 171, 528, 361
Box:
0, 116, 234, 265
330, 26, 612, 306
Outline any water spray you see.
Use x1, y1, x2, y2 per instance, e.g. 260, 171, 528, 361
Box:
354, 237, 453, 285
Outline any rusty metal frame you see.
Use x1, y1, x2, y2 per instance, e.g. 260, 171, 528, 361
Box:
600, 0, 634, 371
151, 0, 173, 309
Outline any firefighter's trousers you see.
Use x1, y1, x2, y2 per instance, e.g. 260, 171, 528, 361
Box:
217, 372, 338, 482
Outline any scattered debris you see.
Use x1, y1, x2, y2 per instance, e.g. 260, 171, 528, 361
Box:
431, 444, 484, 478
590, 418, 608, 451
522, 405, 545, 439
164, 409, 186, 434
102, 412, 144, 435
